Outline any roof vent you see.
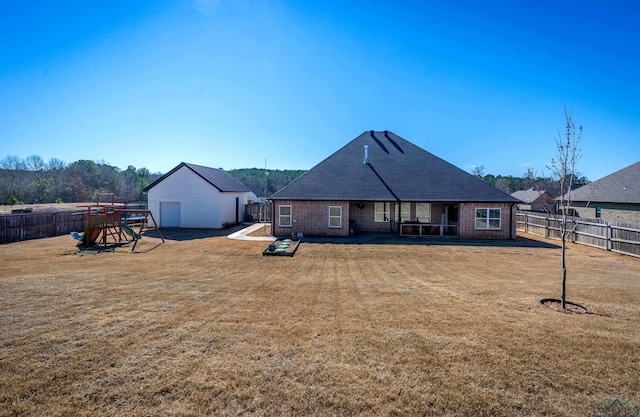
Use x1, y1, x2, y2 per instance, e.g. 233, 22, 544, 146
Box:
363, 145, 369, 164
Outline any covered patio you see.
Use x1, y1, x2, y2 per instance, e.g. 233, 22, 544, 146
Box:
347, 201, 460, 238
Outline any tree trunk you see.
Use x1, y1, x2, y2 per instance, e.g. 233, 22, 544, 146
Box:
561, 233, 567, 310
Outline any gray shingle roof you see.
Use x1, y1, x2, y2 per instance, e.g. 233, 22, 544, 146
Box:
271, 131, 519, 203
570, 161, 640, 204
144, 162, 250, 193
511, 188, 549, 204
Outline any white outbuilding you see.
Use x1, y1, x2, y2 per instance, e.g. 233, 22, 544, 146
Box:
144, 162, 251, 228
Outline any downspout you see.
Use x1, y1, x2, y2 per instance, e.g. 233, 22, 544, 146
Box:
269, 199, 274, 237
397, 202, 402, 237
510, 204, 515, 240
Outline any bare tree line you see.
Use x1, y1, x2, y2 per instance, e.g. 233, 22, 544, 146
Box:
471, 165, 589, 196
1, 144, 590, 206
0, 155, 160, 205
0, 156, 307, 205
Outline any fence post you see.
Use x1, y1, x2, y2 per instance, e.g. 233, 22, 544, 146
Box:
571, 217, 576, 243
545, 216, 549, 238
606, 222, 611, 251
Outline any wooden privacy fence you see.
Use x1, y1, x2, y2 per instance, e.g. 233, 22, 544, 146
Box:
244, 203, 272, 223
516, 211, 640, 258
0, 211, 87, 243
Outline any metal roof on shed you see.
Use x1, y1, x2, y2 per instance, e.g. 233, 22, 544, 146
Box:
144, 162, 250, 193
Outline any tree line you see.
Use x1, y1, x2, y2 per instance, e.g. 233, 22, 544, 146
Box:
0, 155, 160, 205
0, 154, 588, 206
471, 166, 589, 195
0, 155, 306, 205
226, 168, 306, 199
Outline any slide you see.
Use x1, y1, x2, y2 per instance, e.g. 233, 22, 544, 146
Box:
121, 222, 141, 240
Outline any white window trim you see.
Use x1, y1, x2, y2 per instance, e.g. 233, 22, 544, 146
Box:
328, 206, 342, 228
279, 205, 292, 227
415, 202, 432, 223
375, 202, 390, 223
475, 208, 501, 230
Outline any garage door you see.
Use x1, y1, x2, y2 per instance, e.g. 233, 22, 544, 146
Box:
160, 202, 180, 227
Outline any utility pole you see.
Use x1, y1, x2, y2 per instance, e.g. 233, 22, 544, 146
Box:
262, 159, 269, 223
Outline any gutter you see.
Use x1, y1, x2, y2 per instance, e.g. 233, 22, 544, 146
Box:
510, 204, 515, 240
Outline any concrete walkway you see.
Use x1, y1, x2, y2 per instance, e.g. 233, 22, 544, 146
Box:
227, 222, 275, 241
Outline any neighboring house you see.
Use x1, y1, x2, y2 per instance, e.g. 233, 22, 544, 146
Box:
269, 130, 519, 239
566, 161, 640, 223
144, 162, 250, 228
511, 187, 556, 212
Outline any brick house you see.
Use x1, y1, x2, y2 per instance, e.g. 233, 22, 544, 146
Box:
566, 161, 640, 224
270, 131, 519, 239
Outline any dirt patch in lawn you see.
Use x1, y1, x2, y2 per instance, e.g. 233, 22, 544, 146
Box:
1, 232, 639, 416
540, 298, 590, 314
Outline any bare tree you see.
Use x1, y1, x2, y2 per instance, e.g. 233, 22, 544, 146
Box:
0, 155, 25, 170
24, 155, 46, 171
471, 165, 485, 178
48, 158, 67, 170
523, 167, 537, 189
546, 107, 582, 310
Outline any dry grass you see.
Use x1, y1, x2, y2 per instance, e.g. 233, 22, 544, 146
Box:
1, 231, 639, 416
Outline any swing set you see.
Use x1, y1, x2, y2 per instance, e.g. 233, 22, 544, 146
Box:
71, 193, 164, 251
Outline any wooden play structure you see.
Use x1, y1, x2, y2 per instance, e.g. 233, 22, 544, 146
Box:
72, 193, 164, 251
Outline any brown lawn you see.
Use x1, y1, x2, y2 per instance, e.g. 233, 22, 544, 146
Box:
0, 230, 639, 416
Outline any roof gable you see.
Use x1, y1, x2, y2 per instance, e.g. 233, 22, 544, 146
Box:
511, 188, 552, 204
144, 162, 250, 193
570, 161, 640, 204
271, 131, 518, 203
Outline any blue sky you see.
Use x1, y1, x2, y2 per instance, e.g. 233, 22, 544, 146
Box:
1, 0, 638, 180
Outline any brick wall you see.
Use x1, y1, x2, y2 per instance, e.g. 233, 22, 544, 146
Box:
272, 200, 517, 239
570, 202, 640, 224
347, 202, 396, 234
272, 200, 351, 237
459, 203, 516, 239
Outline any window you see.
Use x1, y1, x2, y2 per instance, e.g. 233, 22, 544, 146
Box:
395, 203, 410, 222
416, 203, 432, 223
595, 207, 602, 218
279, 205, 292, 227
475, 208, 501, 230
329, 206, 342, 228
375, 202, 389, 222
